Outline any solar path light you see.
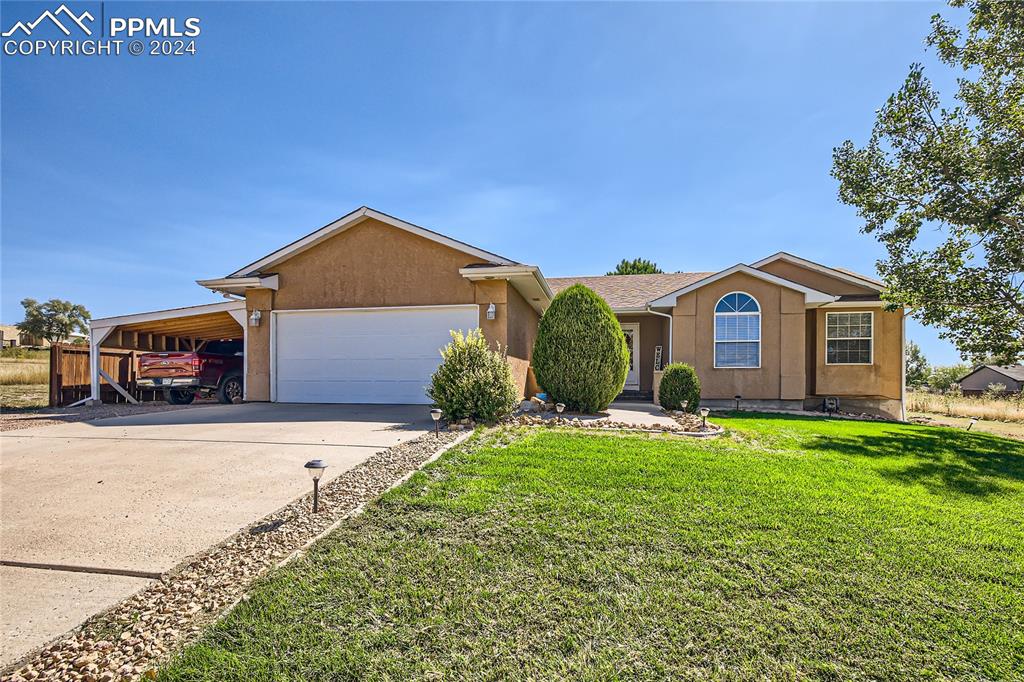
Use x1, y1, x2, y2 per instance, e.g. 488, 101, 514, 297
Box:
734, 395, 742, 411
555, 403, 565, 414
699, 407, 710, 430
430, 409, 443, 437
304, 459, 327, 513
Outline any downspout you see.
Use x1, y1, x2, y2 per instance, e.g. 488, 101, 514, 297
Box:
646, 307, 673, 365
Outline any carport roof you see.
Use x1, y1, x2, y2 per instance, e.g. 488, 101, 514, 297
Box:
90, 300, 245, 340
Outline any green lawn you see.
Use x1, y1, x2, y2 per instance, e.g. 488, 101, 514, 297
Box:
160, 415, 1023, 681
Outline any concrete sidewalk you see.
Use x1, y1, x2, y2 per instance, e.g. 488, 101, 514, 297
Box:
0, 403, 430, 665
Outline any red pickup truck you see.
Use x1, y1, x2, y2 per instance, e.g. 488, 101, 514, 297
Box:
136, 339, 244, 405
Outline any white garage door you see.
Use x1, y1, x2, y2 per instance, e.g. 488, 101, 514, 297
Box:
273, 305, 479, 404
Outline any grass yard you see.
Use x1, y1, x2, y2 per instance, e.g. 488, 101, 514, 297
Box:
160, 415, 1023, 681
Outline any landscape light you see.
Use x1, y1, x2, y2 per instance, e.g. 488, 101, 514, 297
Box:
556, 403, 565, 414
734, 395, 742, 411
681, 400, 688, 412
304, 459, 328, 513
967, 418, 977, 431
430, 409, 443, 437
699, 407, 710, 429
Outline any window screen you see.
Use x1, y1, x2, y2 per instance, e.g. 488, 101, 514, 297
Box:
826, 312, 872, 364
715, 293, 760, 368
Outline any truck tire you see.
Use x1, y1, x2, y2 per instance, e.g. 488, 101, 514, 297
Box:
164, 388, 195, 405
217, 374, 243, 404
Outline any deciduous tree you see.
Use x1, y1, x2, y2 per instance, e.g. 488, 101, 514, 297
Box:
17, 298, 91, 344
905, 341, 931, 388
832, 0, 1023, 362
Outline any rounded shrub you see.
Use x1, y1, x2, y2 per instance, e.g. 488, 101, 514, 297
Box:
658, 363, 701, 412
531, 284, 629, 413
428, 328, 519, 423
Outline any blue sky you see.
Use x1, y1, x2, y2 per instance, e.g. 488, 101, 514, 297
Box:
2, 1, 964, 364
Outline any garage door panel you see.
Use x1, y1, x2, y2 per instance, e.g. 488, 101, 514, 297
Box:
274, 306, 478, 404
277, 357, 442, 382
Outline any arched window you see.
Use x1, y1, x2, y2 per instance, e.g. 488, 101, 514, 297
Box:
714, 292, 760, 368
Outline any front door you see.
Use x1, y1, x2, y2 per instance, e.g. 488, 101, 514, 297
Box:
621, 323, 640, 390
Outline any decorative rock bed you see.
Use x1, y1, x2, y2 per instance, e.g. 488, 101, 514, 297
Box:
3, 431, 467, 682
506, 410, 722, 436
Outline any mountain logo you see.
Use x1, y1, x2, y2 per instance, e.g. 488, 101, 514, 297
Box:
2, 4, 95, 37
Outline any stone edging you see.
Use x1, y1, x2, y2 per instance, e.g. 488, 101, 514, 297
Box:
506, 414, 723, 437
3, 430, 473, 682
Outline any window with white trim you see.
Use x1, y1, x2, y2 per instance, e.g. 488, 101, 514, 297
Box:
826, 312, 873, 364
714, 292, 760, 368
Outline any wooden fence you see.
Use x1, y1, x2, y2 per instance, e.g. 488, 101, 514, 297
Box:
48, 344, 166, 407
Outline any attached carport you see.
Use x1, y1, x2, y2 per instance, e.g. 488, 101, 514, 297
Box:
87, 301, 246, 404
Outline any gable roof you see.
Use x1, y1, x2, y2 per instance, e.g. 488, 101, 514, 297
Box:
547, 273, 714, 310
961, 364, 1024, 384
647, 264, 836, 307
751, 252, 883, 291
227, 206, 518, 278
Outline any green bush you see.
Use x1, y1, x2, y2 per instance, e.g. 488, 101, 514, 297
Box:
427, 329, 519, 423
532, 284, 629, 413
658, 363, 701, 411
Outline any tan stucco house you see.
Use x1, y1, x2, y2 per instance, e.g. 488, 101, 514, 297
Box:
88, 207, 906, 419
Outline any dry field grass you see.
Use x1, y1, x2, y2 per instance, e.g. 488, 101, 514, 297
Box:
0, 358, 48, 386
0, 350, 49, 409
908, 390, 1024, 423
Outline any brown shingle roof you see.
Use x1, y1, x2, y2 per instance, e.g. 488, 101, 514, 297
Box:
547, 273, 715, 310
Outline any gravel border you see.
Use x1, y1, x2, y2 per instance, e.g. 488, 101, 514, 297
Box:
507, 412, 723, 437
3, 430, 469, 682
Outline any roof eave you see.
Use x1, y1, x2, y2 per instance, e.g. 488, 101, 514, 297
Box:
751, 251, 884, 291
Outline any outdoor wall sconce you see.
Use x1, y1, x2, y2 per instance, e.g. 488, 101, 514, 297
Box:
248, 310, 262, 327
486, 303, 496, 320
699, 407, 710, 429
304, 459, 327, 512
555, 403, 565, 414
430, 409, 442, 437
734, 395, 742, 411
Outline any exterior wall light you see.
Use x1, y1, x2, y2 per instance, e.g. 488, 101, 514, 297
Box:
430, 408, 442, 437
699, 407, 710, 429
486, 303, 496, 320
248, 310, 262, 327
304, 459, 327, 512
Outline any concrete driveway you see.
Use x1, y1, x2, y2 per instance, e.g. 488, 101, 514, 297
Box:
0, 403, 430, 665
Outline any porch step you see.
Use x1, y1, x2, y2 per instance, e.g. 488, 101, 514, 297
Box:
618, 390, 653, 402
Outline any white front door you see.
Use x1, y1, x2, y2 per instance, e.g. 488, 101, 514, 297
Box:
621, 323, 640, 390
272, 305, 479, 404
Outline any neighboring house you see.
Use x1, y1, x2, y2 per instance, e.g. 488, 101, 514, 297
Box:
958, 365, 1024, 396
87, 206, 906, 419
0, 325, 50, 347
